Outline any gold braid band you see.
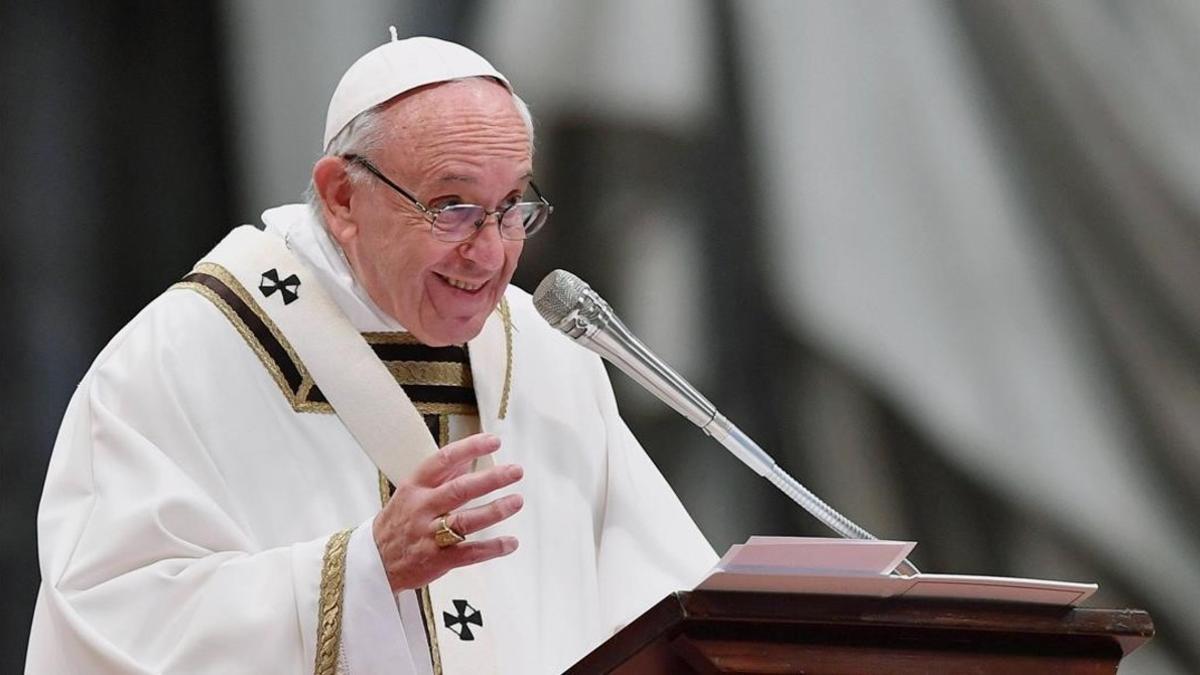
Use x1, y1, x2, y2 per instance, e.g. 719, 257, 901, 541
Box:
314, 528, 353, 675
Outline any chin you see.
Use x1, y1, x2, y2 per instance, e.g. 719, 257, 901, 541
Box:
421, 316, 488, 347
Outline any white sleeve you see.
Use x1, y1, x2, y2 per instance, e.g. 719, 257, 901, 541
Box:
26, 296, 429, 675
341, 519, 435, 675
27, 372, 346, 674
589, 356, 720, 633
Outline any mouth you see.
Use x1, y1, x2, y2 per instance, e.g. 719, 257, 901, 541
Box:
435, 272, 488, 293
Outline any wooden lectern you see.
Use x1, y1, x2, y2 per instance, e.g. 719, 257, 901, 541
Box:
566, 591, 1153, 674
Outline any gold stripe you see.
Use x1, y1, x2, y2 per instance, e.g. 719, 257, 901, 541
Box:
438, 415, 450, 447
193, 263, 318, 399
420, 585, 445, 675
173, 269, 499, 422
498, 297, 513, 420
377, 472, 442, 672
171, 265, 332, 415
386, 360, 472, 387
362, 331, 424, 345
378, 470, 392, 507
171, 280, 296, 407
313, 528, 353, 675
413, 401, 478, 416
297, 379, 324, 410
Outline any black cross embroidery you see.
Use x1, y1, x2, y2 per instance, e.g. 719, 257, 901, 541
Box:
443, 599, 482, 641
259, 268, 301, 305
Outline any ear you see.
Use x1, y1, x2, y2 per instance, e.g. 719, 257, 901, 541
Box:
312, 156, 359, 244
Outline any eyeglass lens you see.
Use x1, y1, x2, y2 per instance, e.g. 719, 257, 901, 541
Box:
432, 203, 548, 241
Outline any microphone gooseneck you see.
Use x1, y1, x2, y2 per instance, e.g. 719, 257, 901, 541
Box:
533, 269, 919, 576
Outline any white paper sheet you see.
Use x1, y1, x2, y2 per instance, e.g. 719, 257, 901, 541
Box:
698, 537, 1097, 607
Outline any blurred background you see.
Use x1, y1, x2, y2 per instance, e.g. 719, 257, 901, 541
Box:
3, 1, 1198, 672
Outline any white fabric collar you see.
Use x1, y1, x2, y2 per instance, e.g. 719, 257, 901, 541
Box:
257, 203, 514, 424
260, 204, 404, 333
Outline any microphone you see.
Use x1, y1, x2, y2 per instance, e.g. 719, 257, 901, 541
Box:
533, 269, 919, 576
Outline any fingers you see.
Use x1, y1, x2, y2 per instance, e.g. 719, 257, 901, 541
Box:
428, 463, 523, 515
439, 536, 520, 570
375, 433, 524, 592
376, 529, 520, 592
446, 493, 524, 537
413, 433, 502, 487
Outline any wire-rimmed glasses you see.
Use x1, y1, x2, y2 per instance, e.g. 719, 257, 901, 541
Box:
342, 154, 553, 242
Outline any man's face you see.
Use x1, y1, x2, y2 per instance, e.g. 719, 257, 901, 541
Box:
333, 80, 531, 346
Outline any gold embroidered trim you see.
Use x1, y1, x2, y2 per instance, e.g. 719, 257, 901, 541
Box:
438, 415, 450, 447
362, 331, 424, 345
174, 269, 510, 423
313, 528, 353, 675
378, 470, 393, 507
172, 265, 330, 414
420, 585, 445, 675
193, 264, 317, 400
298, 399, 335, 414
412, 401, 478, 416
498, 297, 513, 420
386, 361, 472, 387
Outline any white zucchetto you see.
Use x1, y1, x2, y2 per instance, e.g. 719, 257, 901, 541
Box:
323, 32, 511, 150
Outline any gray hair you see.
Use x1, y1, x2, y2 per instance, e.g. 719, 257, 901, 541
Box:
305, 79, 535, 222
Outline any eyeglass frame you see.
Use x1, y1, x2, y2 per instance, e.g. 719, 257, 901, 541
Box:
341, 153, 553, 241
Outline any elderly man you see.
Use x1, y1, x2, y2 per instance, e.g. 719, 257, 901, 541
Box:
27, 35, 715, 674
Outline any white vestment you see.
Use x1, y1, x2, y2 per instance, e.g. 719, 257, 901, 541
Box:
27, 204, 717, 674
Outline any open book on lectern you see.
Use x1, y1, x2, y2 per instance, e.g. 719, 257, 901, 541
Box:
697, 537, 1097, 607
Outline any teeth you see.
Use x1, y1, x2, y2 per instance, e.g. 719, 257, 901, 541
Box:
442, 275, 483, 291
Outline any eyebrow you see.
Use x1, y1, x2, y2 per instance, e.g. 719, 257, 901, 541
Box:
434, 171, 536, 185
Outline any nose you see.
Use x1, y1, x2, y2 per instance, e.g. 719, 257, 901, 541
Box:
458, 213, 507, 270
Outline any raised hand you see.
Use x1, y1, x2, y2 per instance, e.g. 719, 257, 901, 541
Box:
372, 433, 524, 592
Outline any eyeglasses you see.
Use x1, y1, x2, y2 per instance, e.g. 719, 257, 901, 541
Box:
342, 154, 553, 242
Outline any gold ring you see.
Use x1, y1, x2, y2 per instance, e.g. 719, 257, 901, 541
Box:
434, 515, 466, 548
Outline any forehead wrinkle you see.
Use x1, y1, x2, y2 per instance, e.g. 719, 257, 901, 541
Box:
426, 167, 533, 184
400, 91, 525, 140
381, 83, 532, 189
404, 94, 526, 136
417, 130, 529, 152
434, 174, 476, 184
412, 118, 529, 151
421, 156, 533, 192
409, 133, 531, 187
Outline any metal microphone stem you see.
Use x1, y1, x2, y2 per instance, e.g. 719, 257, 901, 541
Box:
711, 418, 920, 576
575, 299, 920, 577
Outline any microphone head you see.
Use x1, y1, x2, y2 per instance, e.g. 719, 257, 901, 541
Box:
532, 269, 590, 325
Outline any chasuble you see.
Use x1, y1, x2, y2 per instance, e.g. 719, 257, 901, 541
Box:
27, 204, 717, 674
